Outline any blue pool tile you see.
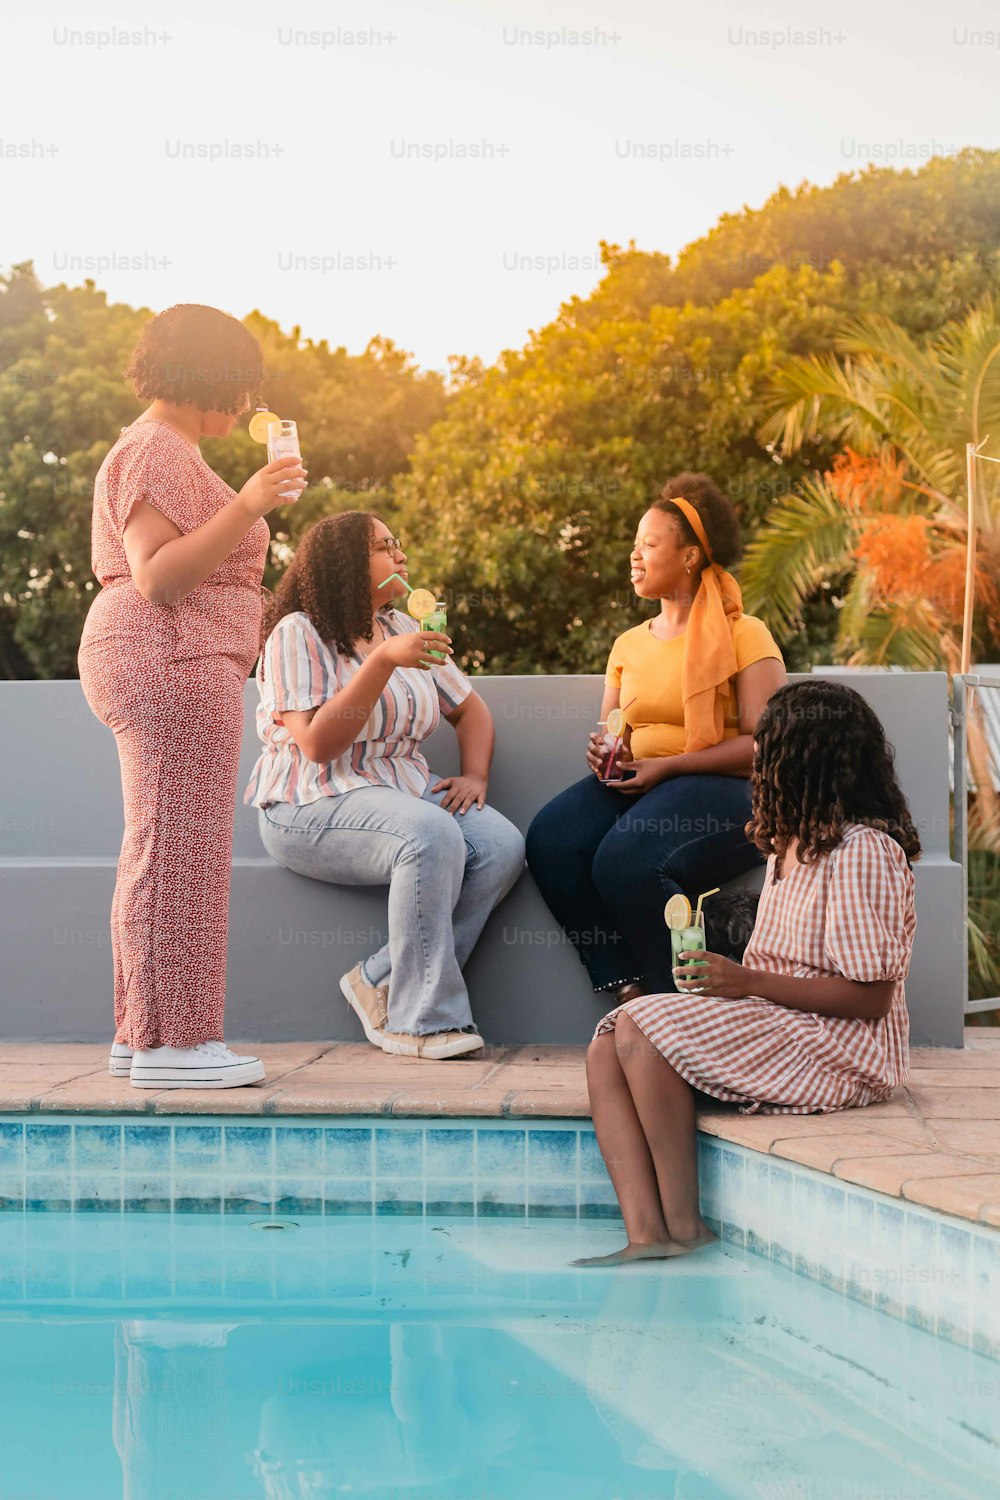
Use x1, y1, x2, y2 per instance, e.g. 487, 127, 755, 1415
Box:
580, 1177, 620, 1219
846, 1188, 873, 1245
123, 1175, 171, 1212
476, 1179, 526, 1217
425, 1128, 473, 1178
25, 1124, 70, 1172
74, 1124, 122, 1170
123, 1124, 172, 1172
374, 1128, 422, 1177
25, 1174, 71, 1212
425, 1179, 474, 1215
527, 1130, 578, 1180
376, 1180, 423, 1215
73, 1176, 122, 1212
579, 1130, 606, 1181
224, 1177, 273, 1215
274, 1127, 323, 1175
173, 1176, 222, 1213
904, 1203, 938, 1283
173, 1126, 222, 1170
275, 1179, 323, 1215
72, 1253, 122, 1300
818, 1180, 847, 1231
527, 1180, 578, 1218
324, 1127, 372, 1178
224, 1126, 274, 1175
0, 1176, 24, 1211
0, 1123, 24, 1170
323, 1179, 373, 1214
476, 1128, 525, 1177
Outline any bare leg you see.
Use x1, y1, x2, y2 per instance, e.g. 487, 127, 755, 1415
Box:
614, 1012, 715, 1247
572, 1032, 691, 1267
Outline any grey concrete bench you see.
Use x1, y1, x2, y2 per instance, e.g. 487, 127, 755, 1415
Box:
0, 671, 962, 1045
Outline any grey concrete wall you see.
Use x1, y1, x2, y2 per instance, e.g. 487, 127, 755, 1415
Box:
0, 671, 963, 1045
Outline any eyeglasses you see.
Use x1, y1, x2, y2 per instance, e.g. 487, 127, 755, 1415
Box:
370, 537, 404, 557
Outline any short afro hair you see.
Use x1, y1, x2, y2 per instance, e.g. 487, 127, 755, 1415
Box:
125, 303, 264, 414
654, 472, 743, 570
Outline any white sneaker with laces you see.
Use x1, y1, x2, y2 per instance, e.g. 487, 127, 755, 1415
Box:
129, 1041, 266, 1090
109, 1042, 134, 1078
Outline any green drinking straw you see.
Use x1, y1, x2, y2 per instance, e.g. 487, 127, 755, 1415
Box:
378, 572, 412, 592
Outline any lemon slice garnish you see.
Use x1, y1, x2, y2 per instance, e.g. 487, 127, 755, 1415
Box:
249, 409, 281, 443
664, 894, 692, 930
406, 588, 438, 620
606, 707, 626, 738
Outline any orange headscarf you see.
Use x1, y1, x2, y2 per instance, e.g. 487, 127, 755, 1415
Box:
669, 496, 744, 752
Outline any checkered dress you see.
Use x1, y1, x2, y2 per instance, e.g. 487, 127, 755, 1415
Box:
594, 823, 915, 1114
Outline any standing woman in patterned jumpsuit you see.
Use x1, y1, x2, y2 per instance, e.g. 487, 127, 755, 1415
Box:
78, 304, 306, 1089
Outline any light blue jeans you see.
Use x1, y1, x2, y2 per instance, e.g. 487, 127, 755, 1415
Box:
258, 778, 526, 1035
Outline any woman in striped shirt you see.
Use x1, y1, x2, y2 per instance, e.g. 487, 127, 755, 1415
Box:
245, 512, 525, 1059
575, 679, 919, 1267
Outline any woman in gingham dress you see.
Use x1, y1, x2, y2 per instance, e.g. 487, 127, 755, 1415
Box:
246, 512, 525, 1059
78, 305, 306, 1089
575, 680, 919, 1267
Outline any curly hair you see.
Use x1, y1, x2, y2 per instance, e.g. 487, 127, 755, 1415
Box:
746, 680, 922, 868
262, 511, 378, 671
653, 472, 743, 570
125, 303, 264, 414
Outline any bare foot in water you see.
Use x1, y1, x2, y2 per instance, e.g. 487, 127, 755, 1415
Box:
571, 1229, 718, 1268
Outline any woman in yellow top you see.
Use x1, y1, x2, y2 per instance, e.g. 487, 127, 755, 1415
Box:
526, 473, 786, 1003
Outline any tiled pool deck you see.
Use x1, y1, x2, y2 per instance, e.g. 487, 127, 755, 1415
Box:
1, 1028, 998, 1228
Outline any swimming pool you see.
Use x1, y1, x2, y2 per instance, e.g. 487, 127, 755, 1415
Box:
1, 1114, 998, 1496
1, 1209, 998, 1498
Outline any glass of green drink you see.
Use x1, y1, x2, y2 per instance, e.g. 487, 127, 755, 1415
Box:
671, 911, 708, 990
420, 600, 448, 661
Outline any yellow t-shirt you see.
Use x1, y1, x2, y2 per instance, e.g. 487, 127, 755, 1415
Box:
605, 614, 784, 759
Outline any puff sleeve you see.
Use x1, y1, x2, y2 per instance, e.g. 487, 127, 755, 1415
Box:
823, 829, 915, 983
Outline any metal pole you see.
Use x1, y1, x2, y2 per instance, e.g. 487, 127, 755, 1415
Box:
952, 675, 970, 1023
957, 674, 1000, 1018
961, 443, 977, 676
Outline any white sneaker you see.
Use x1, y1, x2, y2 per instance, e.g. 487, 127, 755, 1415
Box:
129, 1041, 266, 1090
379, 1028, 484, 1060
109, 1042, 134, 1078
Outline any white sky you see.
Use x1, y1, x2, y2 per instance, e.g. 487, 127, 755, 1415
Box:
5, 0, 1000, 372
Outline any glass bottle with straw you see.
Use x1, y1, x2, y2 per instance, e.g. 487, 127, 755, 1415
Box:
598, 696, 636, 782
378, 573, 448, 661
665, 887, 720, 990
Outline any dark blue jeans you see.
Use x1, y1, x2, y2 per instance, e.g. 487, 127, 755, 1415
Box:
525, 772, 763, 993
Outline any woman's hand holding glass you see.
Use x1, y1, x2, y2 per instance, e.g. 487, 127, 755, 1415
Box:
673, 950, 750, 999
237, 456, 308, 519
377, 631, 453, 672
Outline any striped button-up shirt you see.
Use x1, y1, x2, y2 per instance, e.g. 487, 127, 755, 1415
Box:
244, 608, 471, 807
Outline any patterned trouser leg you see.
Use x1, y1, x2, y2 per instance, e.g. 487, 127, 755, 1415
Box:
81, 647, 245, 1050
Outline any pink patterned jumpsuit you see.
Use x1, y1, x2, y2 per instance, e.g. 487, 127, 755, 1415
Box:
78, 419, 269, 1050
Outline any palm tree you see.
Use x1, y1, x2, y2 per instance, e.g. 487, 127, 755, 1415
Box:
743, 298, 1000, 1007
742, 297, 1000, 669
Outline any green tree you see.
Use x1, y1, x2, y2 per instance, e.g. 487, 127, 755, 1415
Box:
0, 266, 445, 677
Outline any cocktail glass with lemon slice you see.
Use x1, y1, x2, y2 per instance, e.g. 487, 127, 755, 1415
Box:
665, 888, 719, 990
407, 589, 447, 661
248, 407, 305, 501
597, 698, 635, 782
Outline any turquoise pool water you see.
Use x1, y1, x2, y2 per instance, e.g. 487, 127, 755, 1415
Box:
1, 1210, 997, 1498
